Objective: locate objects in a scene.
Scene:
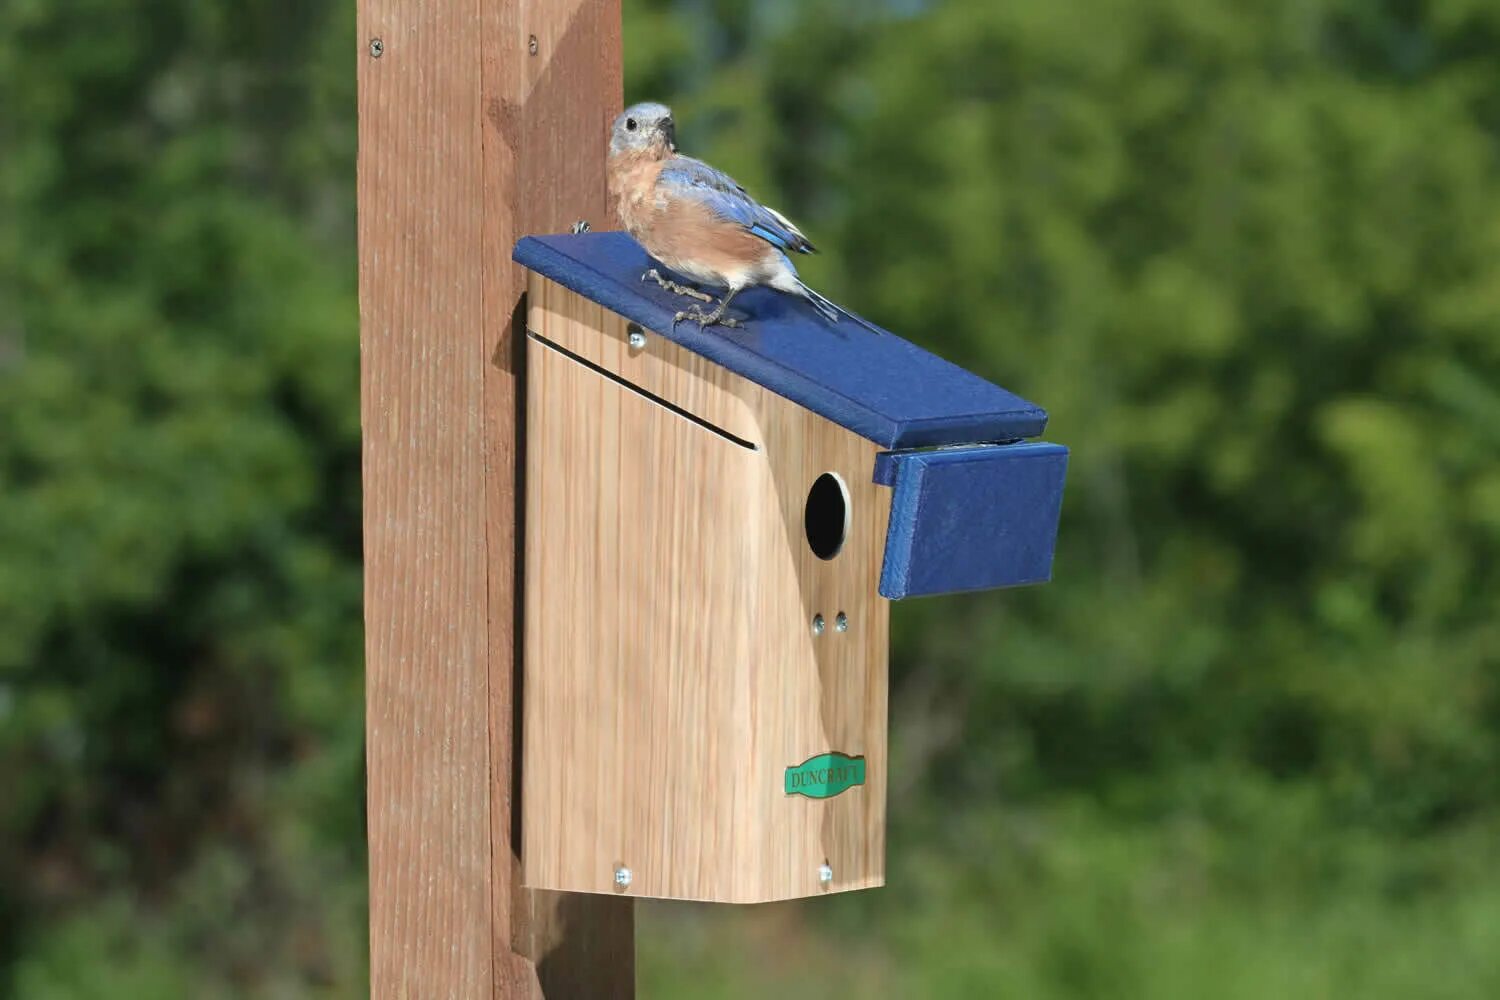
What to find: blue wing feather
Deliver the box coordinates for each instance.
[659,156,817,254]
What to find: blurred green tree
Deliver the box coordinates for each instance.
[633,1,1500,994]
[1,1,366,994]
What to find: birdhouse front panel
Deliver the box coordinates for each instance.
[523,278,890,903]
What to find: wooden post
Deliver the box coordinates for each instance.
[356,1,631,995]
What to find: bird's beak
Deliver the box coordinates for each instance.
[658,118,676,152]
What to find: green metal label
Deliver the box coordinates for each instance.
[784,752,866,799]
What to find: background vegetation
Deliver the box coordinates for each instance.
[3,0,1499,995]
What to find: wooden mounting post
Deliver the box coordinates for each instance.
[356,1,631,996]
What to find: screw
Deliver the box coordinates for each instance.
[614,865,632,888]
[818,863,834,885]
[627,324,647,350]
[369,38,384,58]
[812,614,825,636]
[835,612,849,633]
[528,34,539,55]
[571,220,591,234]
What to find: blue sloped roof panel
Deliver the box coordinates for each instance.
[514,232,1048,450]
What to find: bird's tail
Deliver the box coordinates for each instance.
[796,281,884,335]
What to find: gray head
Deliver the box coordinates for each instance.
[610,102,675,157]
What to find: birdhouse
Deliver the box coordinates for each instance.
[513,232,1067,904]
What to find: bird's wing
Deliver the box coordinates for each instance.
[659,156,817,254]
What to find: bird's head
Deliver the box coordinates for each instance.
[610,102,675,158]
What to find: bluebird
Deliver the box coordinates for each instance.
[607,101,862,332]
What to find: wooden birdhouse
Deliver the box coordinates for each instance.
[513,232,1067,904]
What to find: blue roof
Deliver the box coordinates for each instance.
[513,232,1048,450]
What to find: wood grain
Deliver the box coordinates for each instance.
[523,278,890,903]
[357,0,630,995]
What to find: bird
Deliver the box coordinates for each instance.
[606,101,870,332]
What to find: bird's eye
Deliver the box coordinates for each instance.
[625,118,637,131]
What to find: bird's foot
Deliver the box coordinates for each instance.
[672,303,741,331]
[642,268,712,303]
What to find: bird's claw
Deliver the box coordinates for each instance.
[642,268,712,303]
[672,306,740,331]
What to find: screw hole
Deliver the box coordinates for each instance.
[804,473,849,560]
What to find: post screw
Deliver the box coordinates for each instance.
[627,324,647,350]
[812,614,825,636]
[614,866,632,888]
[528,34,539,55]
[835,612,849,632]
[369,38,384,58]
[818,863,834,885]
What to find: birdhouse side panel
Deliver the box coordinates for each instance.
[522,280,889,903]
[523,333,764,902]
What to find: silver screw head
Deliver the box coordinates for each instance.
[571,220,591,234]
[528,34,539,55]
[369,38,384,58]
[818,863,834,884]
[614,865,632,888]
[835,612,848,632]
[627,326,647,350]
[812,614,825,636]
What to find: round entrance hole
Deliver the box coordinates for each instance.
[804,472,849,560]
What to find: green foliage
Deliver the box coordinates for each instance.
[0,0,364,993]
[628,0,1500,994]
[3,0,1499,995]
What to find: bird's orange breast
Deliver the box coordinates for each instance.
[608,152,666,238]
[646,199,773,279]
